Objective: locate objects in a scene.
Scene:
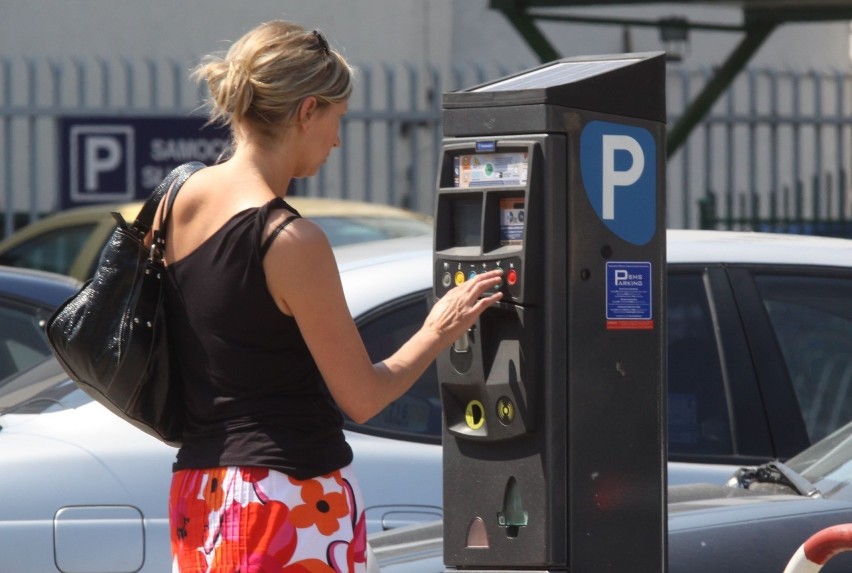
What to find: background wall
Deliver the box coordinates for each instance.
[4,1,850,72]
[2,0,851,231]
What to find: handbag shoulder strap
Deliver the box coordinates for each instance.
[131,161,206,240]
[156,161,207,241]
[144,162,206,262]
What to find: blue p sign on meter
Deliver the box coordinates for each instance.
[580,120,656,245]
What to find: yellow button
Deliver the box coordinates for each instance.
[465,400,485,430]
[454,271,465,286]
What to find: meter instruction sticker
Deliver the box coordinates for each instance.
[499,197,525,245]
[455,152,528,188]
[605,261,653,330]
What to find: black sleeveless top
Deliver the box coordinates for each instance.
[165,197,353,479]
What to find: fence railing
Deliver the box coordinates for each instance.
[669,67,852,237]
[3,57,852,240]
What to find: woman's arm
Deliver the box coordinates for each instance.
[264,217,502,423]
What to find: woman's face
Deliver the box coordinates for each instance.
[296,99,347,178]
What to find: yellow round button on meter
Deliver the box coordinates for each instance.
[465,400,485,430]
[454,271,465,286]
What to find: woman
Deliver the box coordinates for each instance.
[158,20,502,573]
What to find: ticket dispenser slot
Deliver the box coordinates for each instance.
[436,52,667,573]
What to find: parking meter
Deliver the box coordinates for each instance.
[434,53,667,573]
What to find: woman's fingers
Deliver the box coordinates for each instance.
[426,269,504,342]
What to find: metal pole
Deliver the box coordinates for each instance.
[667,21,776,158]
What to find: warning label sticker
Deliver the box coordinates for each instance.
[605,261,653,330]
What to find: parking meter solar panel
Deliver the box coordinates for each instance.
[443,52,666,126]
[471,59,640,92]
[436,52,666,573]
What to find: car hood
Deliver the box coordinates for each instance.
[668,484,852,573]
[668,483,849,530]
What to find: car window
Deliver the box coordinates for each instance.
[0,373,90,415]
[351,276,739,454]
[754,274,852,443]
[0,224,97,275]
[350,291,441,443]
[0,299,54,385]
[667,273,733,456]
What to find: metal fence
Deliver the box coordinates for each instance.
[2,57,852,239]
[669,67,852,236]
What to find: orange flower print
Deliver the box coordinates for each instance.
[210,498,297,571]
[283,558,337,573]
[202,467,230,509]
[327,469,345,488]
[288,478,350,535]
[171,468,230,568]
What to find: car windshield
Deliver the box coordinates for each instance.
[786,421,852,500]
[0,357,89,416]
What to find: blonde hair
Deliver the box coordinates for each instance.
[193,20,353,143]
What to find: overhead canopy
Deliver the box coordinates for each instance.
[490,0,852,156]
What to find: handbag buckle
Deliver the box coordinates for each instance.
[149,233,165,263]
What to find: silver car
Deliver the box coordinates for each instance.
[0,237,440,573]
[0,230,851,572]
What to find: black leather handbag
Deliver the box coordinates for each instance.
[45,161,205,446]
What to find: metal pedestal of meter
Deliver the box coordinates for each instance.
[434,53,667,573]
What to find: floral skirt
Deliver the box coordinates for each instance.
[169,465,367,573]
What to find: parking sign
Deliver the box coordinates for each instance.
[579,120,657,246]
[69,124,136,203]
[60,117,229,208]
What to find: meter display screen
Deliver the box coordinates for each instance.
[499,197,525,246]
[452,198,482,247]
[454,152,528,188]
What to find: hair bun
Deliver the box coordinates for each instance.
[193,20,353,141]
[225,60,253,115]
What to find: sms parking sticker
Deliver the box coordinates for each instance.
[606,261,653,330]
[580,120,656,245]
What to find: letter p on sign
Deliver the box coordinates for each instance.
[602,135,644,220]
[84,136,123,190]
[69,124,135,203]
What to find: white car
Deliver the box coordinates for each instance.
[1,230,851,572]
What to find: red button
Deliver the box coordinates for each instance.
[507,269,518,285]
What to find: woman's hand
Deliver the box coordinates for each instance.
[424,269,504,346]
